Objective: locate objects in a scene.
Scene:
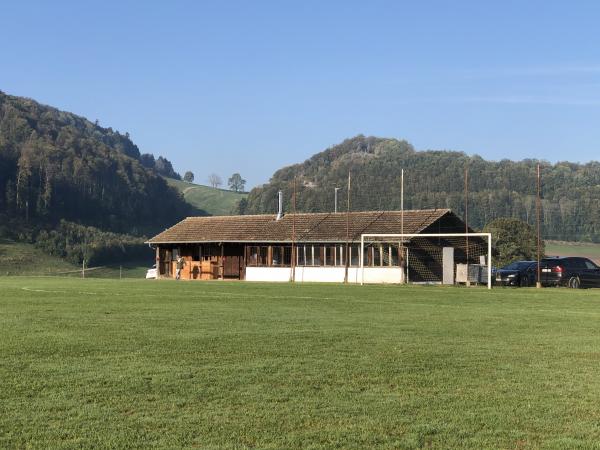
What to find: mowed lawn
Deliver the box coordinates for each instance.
[2,279,600,449]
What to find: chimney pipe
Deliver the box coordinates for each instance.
[276,190,283,220]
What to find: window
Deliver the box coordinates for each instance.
[313,246,322,266]
[272,246,292,267]
[585,260,599,270]
[350,244,360,266]
[259,247,268,266]
[373,246,382,266]
[297,245,306,266]
[391,245,399,266]
[272,246,283,266]
[325,246,335,266]
[283,246,292,266]
[247,246,269,266]
[336,245,344,266]
[248,246,259,266]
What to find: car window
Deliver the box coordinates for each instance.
[570,258,587,269]
[584,260,599,270]
[503,262,519,270]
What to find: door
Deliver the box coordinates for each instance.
[223,256,241,279]
[583,259,600,287]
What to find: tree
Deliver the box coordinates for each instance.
[208,173,222,188]
[155,156,180,179]
[483,217,543,267]
[140,153,155,169]
[235,198,248,215]
[228,173,246,192]
[183,171,194,183]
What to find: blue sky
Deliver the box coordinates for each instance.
[2,1,600,188]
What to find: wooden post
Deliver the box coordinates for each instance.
[220,244,224,280]
[155,246,160,279]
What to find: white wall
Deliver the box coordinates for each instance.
[245,267,404,284]
[246,267,292,282]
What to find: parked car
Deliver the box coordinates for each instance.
[494,260,537,287]
[146,264,157,279]
[540,257,600,288]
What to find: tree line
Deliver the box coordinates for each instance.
[242,135,600,242]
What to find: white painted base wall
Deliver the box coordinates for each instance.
[245,267,405,284]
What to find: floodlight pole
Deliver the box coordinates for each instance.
[291,176,297,283]
[465,166,470,287]
[536,163,542,289]
[344,171,351,283]
[401,169,405,283]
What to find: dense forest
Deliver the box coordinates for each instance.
[0,91,196,262]
[0,91,193,235]
[244,136,600,242]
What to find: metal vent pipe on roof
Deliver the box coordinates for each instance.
[276,190,283,220]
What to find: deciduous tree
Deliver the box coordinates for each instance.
[228,173,246,192]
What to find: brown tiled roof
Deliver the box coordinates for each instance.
[148,209,458,244]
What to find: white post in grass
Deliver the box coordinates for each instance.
[360,235,365,285]
[487,233,492,290]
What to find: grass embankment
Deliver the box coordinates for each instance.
[2,279,600,448]
[0,238,150,278]
[165,177,247,216]
[546,240,600,263]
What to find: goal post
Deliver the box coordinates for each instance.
[360,232,493,289]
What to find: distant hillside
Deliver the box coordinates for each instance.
[0,90,192,235]
[545,241,600,264]
[165,177,247,216]
[244,136,600,242]
[0,237,150,277]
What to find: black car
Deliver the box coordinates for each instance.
[540,257,600,288]
[494,260,537,287]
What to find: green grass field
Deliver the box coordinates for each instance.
[165,177,247,216]
[2,279,600,448]
[546,240,600,263]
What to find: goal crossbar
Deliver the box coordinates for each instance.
[360,232,492,289]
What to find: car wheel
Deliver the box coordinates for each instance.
[568,277,581,289]
[520,275,530,287]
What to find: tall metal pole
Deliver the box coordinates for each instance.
[344,171,351,283]
[536,163,542,289]
[400,169,405,283]
[334,187,340,213]
[465,166,470,286]
[291,176,297,283]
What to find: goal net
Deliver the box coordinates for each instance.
[360,233,492,289]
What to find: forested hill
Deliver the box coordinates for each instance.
[0,91,192,236]
[244,136,600,242]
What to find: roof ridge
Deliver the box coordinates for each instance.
[183,208,452,220]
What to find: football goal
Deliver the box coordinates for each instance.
[360,233,493,289]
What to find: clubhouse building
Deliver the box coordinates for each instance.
[147,209,486,284]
